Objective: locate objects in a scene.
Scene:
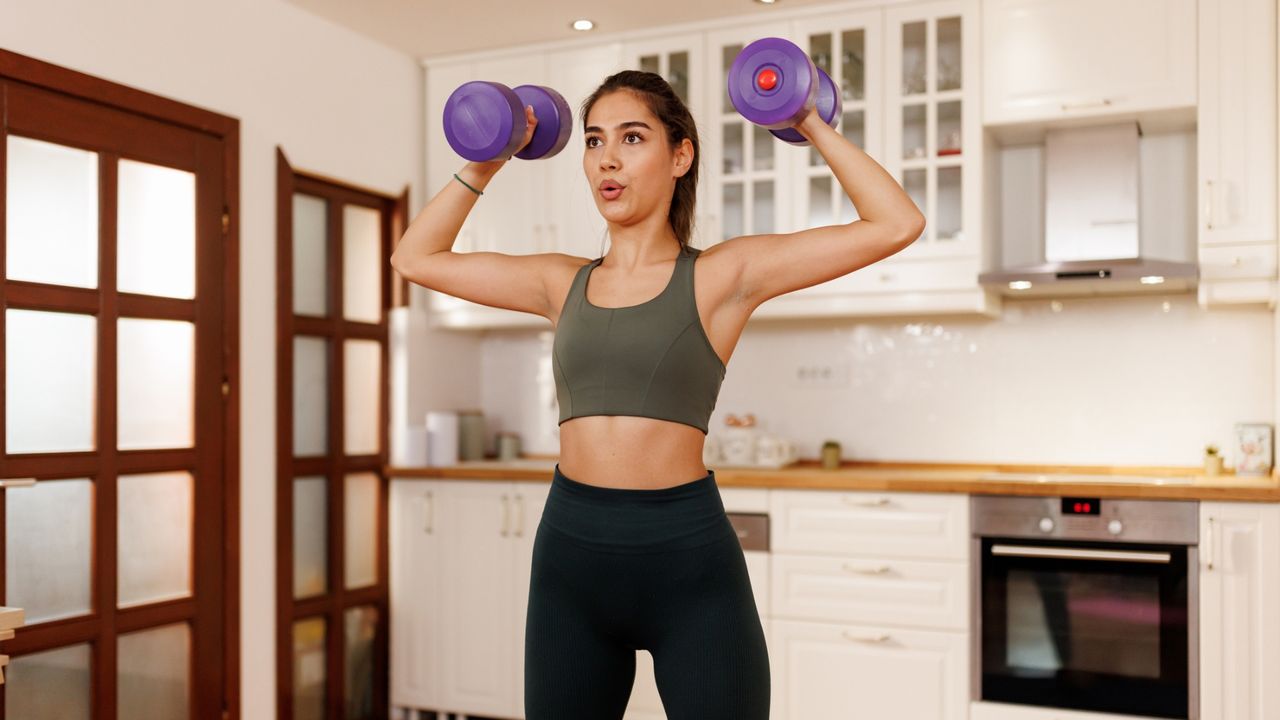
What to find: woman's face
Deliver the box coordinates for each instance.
[583,90,691,228]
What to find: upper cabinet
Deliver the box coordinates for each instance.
[983,0,1197,126]
[1196,0,1277,308]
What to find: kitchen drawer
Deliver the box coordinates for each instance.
[771,552,967,630]
[769,490,969,560]
[1199,242,1277,280]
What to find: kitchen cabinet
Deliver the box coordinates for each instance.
[983,0,1197,126]
[768,489,969,720]
[1196,0,1277,308]
[389,478,549,718]
[1199,502,1280,720]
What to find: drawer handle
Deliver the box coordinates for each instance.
[842,563,892,576]
[842,631,891,644]
[843,496,891,507]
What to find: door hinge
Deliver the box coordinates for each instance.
[221,378,231,398]
[221,210,231,235]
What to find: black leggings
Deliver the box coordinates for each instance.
[524,463,771,720]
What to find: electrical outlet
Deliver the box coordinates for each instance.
[791,361,849,388]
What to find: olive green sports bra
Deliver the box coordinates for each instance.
[553,245,727,434]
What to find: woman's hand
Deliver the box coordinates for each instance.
[512,105,538,157]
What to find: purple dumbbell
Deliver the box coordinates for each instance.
[727,37,840,146]
[771,67,841,145]
[443,81,573,162]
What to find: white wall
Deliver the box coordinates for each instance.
[475,293,1273,469]
[1,0,422,715]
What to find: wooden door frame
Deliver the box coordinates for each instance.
[0,48,241,718]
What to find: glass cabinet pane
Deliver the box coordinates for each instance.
[343,339,381,456]
[6,135,98,289]
[903,104,927,161]
[118,318,195,450]
[293,618,326,720]
[751,125,774,172]
[293,336,329,457]
[937,16,963,91]
[902,21,927,95]
[722,183,743,241]
[343,204,382,324]
[753,181,774,234]
[722,123,744,175]
[669,51,689,103]
[842,29,866,102]
[938,166,962,241]
[344,472,378,590]
[292,194,328,317]
[938,101,962,157]
[118,623,191,720]
[6,643,92,719]
[117,158,196,299]
[118,471,194,607]
[639,54,659,74]
[721,44,743,113]
[6,478,93,623]
[345,606,378,720]
[808,176,833,228]
[293,476,328,599]
[809,32,833,73]
[5,309,96,454]
[904,168,927,238]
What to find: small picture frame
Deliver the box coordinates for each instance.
[1234,423,1274,477]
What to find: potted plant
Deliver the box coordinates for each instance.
[1204,444,1224,476]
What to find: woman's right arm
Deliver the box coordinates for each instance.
[390,106,573,320]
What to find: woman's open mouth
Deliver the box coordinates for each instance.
[599,180,625,201]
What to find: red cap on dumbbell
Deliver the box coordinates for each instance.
[755,68,778,91]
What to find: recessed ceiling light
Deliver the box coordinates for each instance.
[755,0,779,4]
[571,19,595,31]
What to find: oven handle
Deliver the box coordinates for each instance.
[990,544,1172,564]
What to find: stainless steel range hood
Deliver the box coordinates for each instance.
[979,122,1199,298]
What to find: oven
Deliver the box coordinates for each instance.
[972,495,1199,719]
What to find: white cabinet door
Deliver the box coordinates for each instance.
[545,42,626,260]
[770,489,969,559]
[983,0,1196,125]
[511,480,551,720]
[771,618,967,720]
[1199,502,1280,720]
[389,479,445,709]
[437,480,519,716]
[884,0,982,262]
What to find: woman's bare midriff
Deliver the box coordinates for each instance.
[556,415,712,489]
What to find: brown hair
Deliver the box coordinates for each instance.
[580,70,700,253]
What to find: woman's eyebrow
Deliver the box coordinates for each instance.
[584,121,652,134]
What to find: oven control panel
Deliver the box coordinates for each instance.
[971,495,1199,544]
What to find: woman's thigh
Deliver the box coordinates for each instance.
[647,531,771,720]
[523,523,639,720]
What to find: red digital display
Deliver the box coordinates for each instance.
[1061,497,1101,515]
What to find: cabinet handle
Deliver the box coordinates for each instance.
[879,273,895,283]
[842,496,891,507]
[842,631,891,644]
[1205,180,1215,230]
[423,491,433,534]
[1060,98,1113,112]
[1204,516,1216,571]
[501,494,510,537]
[842,563,892,575]
[514,494,525,537]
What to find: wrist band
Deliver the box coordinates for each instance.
[454,173,483,196]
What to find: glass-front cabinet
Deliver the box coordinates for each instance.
[884,0,981,260]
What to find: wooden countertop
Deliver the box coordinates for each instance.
[385,458,1280,502]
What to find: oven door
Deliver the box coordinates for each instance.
[979,537,1193,719]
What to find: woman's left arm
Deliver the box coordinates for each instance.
[717,105,927,308]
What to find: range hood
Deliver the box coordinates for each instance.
[979,122,1199,298]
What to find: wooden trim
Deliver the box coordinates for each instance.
[0,46,242,719]
[392,186,410,308]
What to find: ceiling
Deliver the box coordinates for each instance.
[284,0,840,60]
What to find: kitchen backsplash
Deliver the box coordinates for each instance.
[397,292,1272,469]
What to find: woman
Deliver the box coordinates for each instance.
[392,70,924,720]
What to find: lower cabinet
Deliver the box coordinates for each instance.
[771,618,967,720]
[390,477,549,719]
[1199,501,1280,720]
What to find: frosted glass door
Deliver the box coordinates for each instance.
[1,76,227,718]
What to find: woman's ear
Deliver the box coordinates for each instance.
[673,138,694,178]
